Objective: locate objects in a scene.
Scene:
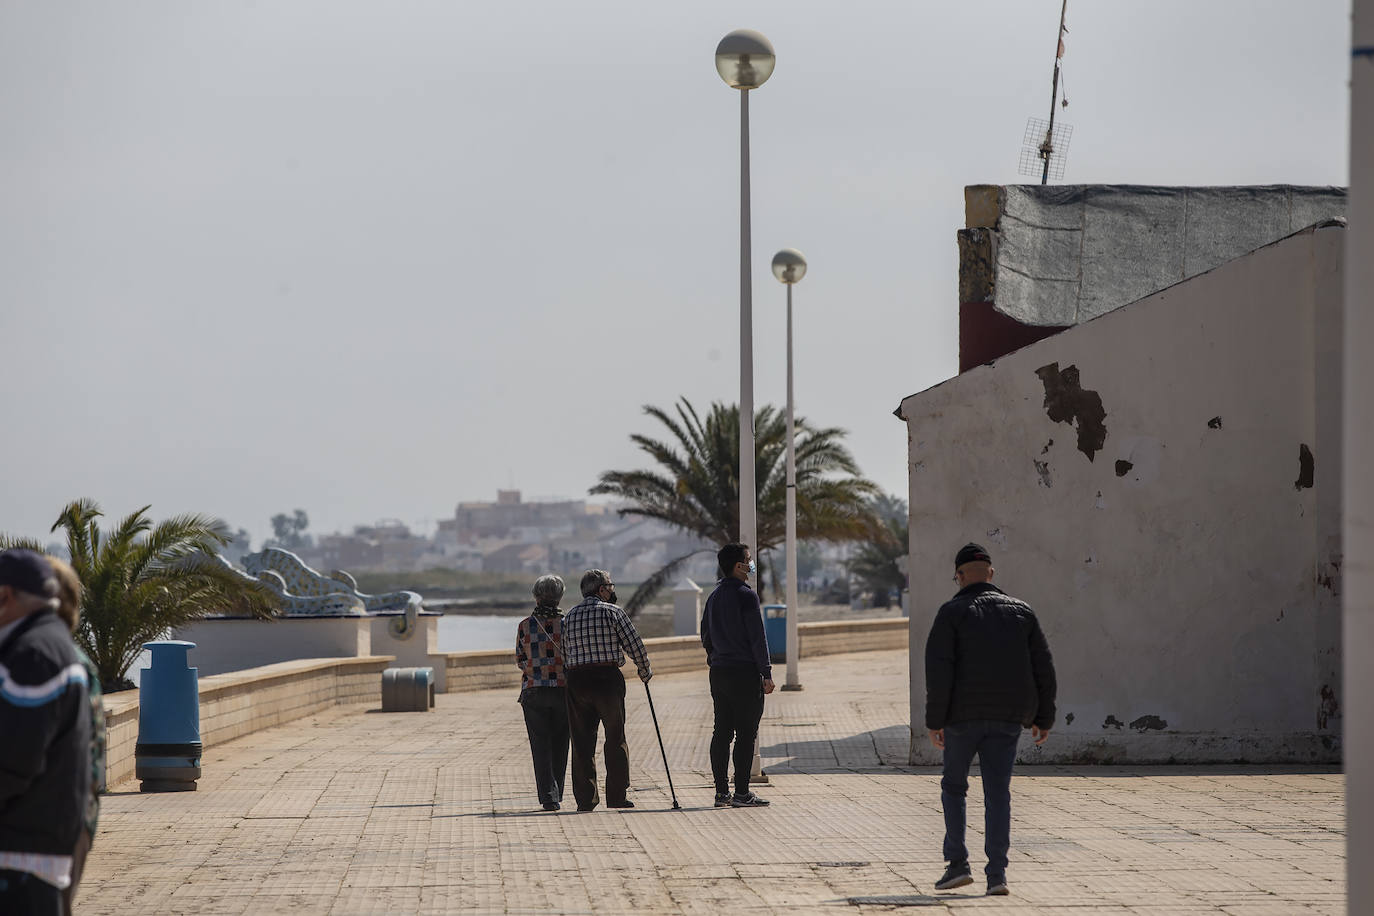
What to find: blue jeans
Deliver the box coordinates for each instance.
[940,719,1022,878]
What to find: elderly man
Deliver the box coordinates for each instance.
[925,543,1056,898]
[0,549,91,915]
[560,569,652,812]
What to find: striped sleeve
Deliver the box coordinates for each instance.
[0,661,88,708]
[0,654,89,805]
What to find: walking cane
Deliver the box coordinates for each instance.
[643,680,681,810]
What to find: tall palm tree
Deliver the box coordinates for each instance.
[2,499,277,691]
[591,398,880,615]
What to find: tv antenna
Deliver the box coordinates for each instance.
[1018,0,1072,184]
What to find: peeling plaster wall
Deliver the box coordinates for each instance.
[900,226,1344,764]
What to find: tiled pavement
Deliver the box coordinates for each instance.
[80,650,1345,914]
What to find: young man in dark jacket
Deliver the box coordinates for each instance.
[925,543,1056,897]
[0,549,92,915]
[700,542,774,808]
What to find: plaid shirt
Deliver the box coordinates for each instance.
[515,610,566,690]
[561,596,652,679]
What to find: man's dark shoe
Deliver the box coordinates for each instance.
[714,792,732,807]
[542,801,560,811]
[607,799,635,809]
[730,791,769,807]
[987,876,1009,896]
[576,805,596,812]
[934,862,973,891]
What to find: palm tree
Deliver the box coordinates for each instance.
[591,398,880,615]
[847,494,909,609]
[2,499,277,691]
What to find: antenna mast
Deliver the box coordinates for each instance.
[1040,0,1069,185]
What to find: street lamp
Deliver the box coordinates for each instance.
[717,29,775,786]
[772,248,807,692]
[715,29,775,558]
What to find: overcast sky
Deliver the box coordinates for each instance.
[0,1,1352,548]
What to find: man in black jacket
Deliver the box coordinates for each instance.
[700,542,774,808]
[925,543,1055,897]
[0,549,91,915]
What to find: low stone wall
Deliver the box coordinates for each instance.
[104,656,393,788]
[798,618,907,656]
[104,693,141,790]
[103,620,909,787]
[445,618,906,694]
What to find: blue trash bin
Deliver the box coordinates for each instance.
[136,640,202,792]
[762,604,786,664]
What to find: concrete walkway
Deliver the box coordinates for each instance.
[80,650,1344,914]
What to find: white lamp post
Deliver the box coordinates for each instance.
[772,248,807,692]
[715,29,775,557]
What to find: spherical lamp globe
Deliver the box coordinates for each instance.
[715,29,776,90]
[771,248,807,285]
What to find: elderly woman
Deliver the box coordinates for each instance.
[47,556,103,916]
[515,574,570,811]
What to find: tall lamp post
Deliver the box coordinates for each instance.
[715,29,775,557]
[717,29,775,785]
[772,248,807,692]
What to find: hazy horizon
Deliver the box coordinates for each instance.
[2,1,1352,549]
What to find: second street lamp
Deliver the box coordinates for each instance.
[772,248,807,692]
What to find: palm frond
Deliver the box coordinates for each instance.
[0,535,47,553]
[591,396,880,569]
[622,548,712,617]
[11,498,281,689]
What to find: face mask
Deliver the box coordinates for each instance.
[605,589,618,605]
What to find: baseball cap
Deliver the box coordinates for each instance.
[0,548,59,598]
[954,543,991,568]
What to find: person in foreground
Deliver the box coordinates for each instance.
[700,542,773,808]
[515,574,570,812]
[0,549,91,916]
[925,543,1056,897]
[560,569,652,812]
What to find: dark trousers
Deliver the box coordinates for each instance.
[0,868,63,916]
[520,686,569,807]
[940,719,1022,878]
[566,666,629,810]
[709,665,764,796]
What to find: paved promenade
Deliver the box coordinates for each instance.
[81,649,1344,914]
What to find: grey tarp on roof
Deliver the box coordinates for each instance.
[993,184,1346,326]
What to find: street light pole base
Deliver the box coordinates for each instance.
[780,683,804,691]
[750,770,770,784]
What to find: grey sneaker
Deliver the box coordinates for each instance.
[987,876,1009,896]
[934,861,973,891]
[730,791,770,807]
[714,792,732,807]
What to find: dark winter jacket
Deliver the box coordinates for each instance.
[924,582,1056,730]
[0,609,92,855]
[701,577,771,679]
